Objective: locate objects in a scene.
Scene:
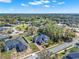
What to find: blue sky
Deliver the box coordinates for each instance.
[0,0,79,13]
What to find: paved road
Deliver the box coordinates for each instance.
[49,38,79,53]
[24,38,79,59]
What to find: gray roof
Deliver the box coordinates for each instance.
[33,34,49,45]
[0,27,9,31]
[62,52,79,59]
[2,37,28,52]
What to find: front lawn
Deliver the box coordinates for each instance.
[26,36,33,42]
[29,43,39,52]
[69,47,79,52]
[1,50,12,59]
[23,36,33,43]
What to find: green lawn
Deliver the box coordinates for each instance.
[69,47,79,52]
[29,43,39,52]
[22,36,39,52]
[15,24,28,31]
[23,36,33,43]
[58,52,65,59]
[26,36,33,41]
[1,51,12,59]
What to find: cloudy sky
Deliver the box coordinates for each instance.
[0,0,79,13]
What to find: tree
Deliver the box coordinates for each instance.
[38,20,64,42]
[63,28,75,42]
[37,49,52,59]
[0,41,5,52]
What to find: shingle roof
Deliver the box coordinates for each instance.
[62,52,79,59]
[33,34,49,45]
[3,37,28,52]
[4,24,12,27]
[0,27,8,31]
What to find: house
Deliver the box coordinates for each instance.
[0,27,8,31]
[57,23,66,27]
[4,24,13,27]
[2,37,28,52]
[16,20,21,24]
[32,34,49,45]
[0,35,9,41]
[75,42,79,48]
[62,52,79,59]
[26,21,32,26]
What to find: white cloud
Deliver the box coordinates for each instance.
[52,6,55,7]
[0,8,4,11]
[9,8,15,11]
[21,3,28,7]
[52,0,57,3]
[44,5,50,7]
[41,0,50,3]
[0,0,11,3]
[29,1,42,5]
[58,2,65,5]
[29,0,50,5]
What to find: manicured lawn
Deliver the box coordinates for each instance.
[51,51,65,59]
[22,36,39,52]
[26,36,33,42]
[15,24,28,31]
[1,51,12,59]
[29,43,39,52]
[58,52,65,59]
[69,47,79,52]
[23,36,33,43]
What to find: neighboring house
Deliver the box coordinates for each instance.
[75,42,79,48]
[73,28,79,32]
[16,20,21,24]
[0,35,9,41]
[26,21,32,26]
[4,24,13,27]
[0,27,8,31]
[2,37,28,52]
[0,27,12,35]
[57,23,66,27]
[62,52,79,59]
[16,37,28,45]
[33,34,49,45]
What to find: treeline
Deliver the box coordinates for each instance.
[0,14,79,27]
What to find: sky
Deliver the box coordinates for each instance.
[0,0,79,13]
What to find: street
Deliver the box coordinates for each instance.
[24,38,79,59]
